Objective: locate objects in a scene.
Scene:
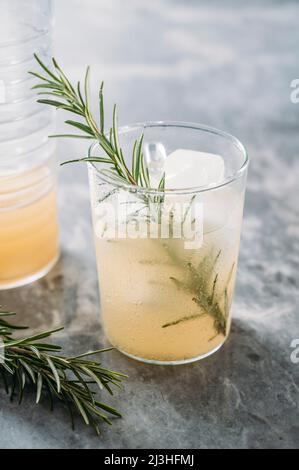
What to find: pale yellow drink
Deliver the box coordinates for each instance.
[0,165,59,289]
[94,186,243,363]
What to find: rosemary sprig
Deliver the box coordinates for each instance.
[162,250,235,335]
[0,307,126,435]
[162,312,206,329]
[30,54,165,190]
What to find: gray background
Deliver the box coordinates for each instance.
[1,0,299,448]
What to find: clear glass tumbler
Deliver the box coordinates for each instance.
[88,122,248,365]
[0,0,59,290]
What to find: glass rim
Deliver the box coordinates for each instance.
[88,120,249,195]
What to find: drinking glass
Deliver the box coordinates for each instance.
[88,122,248,365]
[0,0,59,290]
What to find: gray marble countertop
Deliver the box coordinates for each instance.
[1,0,299,449]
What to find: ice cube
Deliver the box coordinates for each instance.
[164,149,225,189]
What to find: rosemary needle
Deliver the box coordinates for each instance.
[164,249,235,335]
[30,54,165,191]
[0,307,127,436]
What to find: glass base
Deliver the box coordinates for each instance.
[0,253,60,290]
[115,340,226,365]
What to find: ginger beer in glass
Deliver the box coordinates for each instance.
[88,122,248,364]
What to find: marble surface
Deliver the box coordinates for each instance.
[1,0,299,448]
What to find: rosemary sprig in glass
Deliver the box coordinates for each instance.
[0,308,126,435]
[161,248,235,336]
[29,54,165,190]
